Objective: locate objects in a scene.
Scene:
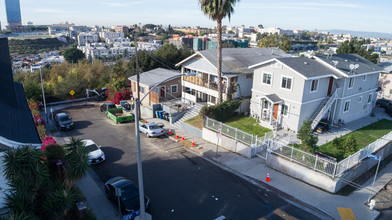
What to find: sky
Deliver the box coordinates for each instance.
[1,0,391,33]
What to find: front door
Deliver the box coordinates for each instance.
[160,87,165,98]
[327,77,333,96]
[273,104,279,120]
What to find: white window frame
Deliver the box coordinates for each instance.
[348,78,355,89]
[281,76,293,91]
[343,100,350,113]
[281,103,290,118]
[310,79,319,93]
[363,75,367,81]
[139,86,144,94]
[368,93,373,103]
[358,96,362,103]
[261,72,273,86]
[170,84,178,93]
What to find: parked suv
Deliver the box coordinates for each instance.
[54,112,74,131]
[100,103,116,113]
[386,105,392,117]
[376,99,392,108]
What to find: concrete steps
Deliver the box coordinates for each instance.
[173,103,203,128]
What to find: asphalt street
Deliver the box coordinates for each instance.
[62,104,322,220]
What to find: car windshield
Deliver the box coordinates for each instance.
[121,184,139,202]
[108,104,116,108]
[59,115,71,122]
[149,125,160,130]
[85,143,99,152]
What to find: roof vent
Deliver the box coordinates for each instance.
[304,62,308,65]
[332,60,339,68]
[345,60,348,62]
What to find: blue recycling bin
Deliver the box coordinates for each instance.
[158,111,165,119]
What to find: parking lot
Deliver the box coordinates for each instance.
[60,104,321,219]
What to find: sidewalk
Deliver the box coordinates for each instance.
[144,115,390,220]
[44,108,118,220]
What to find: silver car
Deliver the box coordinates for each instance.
[139,123,165,137]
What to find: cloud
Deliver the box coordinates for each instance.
[240,1,364,10]
[100,2,128,7]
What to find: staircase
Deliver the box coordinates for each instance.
[173,103,203,129]
[310,89,340,130]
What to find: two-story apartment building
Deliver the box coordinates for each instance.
[176,48,288,105]
[249,54,383,132]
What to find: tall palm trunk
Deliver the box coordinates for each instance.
[217,18,223,104]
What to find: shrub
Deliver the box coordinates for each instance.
[297,120,318,153]
[106,87,132,104]
[341,135,359,157]
[200,100,242,121]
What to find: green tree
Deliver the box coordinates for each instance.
[62,46,85,63]
[336,38,379,63]
[199,0,240,104]
[340,135,358,157]
[257,33,292,52]
[64,137,90,190]
[297,121,318,153]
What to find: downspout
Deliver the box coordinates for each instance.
[224,75,230,100]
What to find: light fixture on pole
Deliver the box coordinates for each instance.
[134,72,195,220]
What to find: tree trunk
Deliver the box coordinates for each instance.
[217,19,223,104]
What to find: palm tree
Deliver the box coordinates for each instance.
[64,137,90,190]
[199,0,240,103]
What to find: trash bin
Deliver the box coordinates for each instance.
[162,112,169,121]
[158,111,165,119]
[155,111,160,118]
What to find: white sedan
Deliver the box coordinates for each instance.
[139,123,165,137]
[82,139,105,164]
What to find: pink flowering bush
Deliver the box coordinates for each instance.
[106,87,132,104]
[41,136,56,151]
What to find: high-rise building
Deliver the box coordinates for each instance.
[5,0,22,30]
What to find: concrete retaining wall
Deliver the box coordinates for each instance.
[181,123,202,138]
[267,142,392,193]
[202,128,254,158]
[140,105,154,118]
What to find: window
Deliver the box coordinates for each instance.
[310,79,318,92]
[139,86,144,93]
[363,75,367,81]
[262,73,272,85]
[171,84,178,93]
[368,93,372,103]
[246,73,253,79]
[281,104,289,117]
[263,100,269,109]
[344,100,350,112]
[358,96,362,103]
[348,78,355,89]
[281,77,292,90]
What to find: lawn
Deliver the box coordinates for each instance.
[318,119,392,161]
[222,114,271,137]
[185,115,203,129]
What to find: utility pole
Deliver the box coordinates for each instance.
[135,24,140,119]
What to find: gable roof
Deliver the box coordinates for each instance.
[177,48,288,74]
[128,68,181,87]
[315,54,383,76]
[0,38,41,146]
[276,57,341,79]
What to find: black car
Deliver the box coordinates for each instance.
[100,103,116,112]
[105,177,150,215]
[54,112,74,131]
[386,105,392,117]
[376,99,392,108]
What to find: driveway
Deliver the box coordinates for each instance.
[62,104,322,219]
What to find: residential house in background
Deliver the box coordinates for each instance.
[129,68,182,106]
[0,38,41,148]
[249,54,383,132]
[378,61,392,100]
[176,48,288,105]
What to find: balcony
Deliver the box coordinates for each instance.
[183,75,226,92]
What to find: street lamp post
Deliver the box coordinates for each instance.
[39,66,47,118]
[367,154,382,203]
[134,72,195,220]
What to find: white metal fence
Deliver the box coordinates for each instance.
[335,131,392,176]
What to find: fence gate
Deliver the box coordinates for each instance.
[254,137,270,160]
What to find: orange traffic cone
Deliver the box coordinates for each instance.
[176,134,179,139]
[265,172,271,182]
[182,133,185,141]
[145,121,148,124]
[169,129,172,135]
[192,139,195,146]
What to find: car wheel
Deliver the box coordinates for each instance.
[146,133,150,138]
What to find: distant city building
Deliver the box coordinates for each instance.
[137,41,162,51]
[77,32,99,46]
[114,26,129,33]
[168,35,194,49]
[69,26,90,39]
[258,27,294,36]
[100,31,124,41]
[48,25,69,35]
[26,21,33,25]
[5,0,22,31]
